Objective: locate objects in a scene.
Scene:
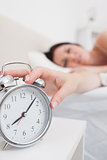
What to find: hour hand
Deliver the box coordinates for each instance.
[11,115,23,125]
[12,112,25,125]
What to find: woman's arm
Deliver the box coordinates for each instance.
[5,67,102,109]
[24,67,102,108]
[71,65,107,73]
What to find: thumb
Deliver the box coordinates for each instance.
[50,83,74,109]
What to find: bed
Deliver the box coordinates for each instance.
[0,14,107,160]
[53,87,107,160]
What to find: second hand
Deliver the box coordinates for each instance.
[17,117,23,125]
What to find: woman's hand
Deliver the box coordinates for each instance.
[5,67,101,109]
[24,67,101,109]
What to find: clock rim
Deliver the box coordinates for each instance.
[0,84,52,148]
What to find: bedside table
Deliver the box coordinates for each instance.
[0,117,86,160]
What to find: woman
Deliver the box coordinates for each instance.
[45,31,107,73]
[3,31,107,108]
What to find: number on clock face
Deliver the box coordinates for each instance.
[0,85,50,147]
[11,96,17,102]
[4,104,11,110]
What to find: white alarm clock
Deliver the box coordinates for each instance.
[0,62,52,149]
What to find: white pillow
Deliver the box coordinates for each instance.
[28,51,71,73]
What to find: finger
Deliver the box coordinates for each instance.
[25,67,55,83]
[50,82,76,109]
[4,69,30,77]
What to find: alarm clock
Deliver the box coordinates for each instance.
[0,62,52,149]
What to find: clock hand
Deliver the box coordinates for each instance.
[11,112,25,125]
[12,97,36,125]
[17,117,23,125]
[25,97,36,113]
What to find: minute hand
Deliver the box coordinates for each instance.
[25,97,36,113]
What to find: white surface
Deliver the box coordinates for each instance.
[75,0,107,33]
[0,0,76,42]
[0,15,55,68]
[28,51,71,72]
[0,0,107,42]
[53,87,107,160]
[0,117,86,160]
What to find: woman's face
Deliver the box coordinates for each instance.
[53,44,90,67]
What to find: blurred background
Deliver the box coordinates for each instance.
[0,0,107,49]
[0,1,107,159]
[0,0,107,65]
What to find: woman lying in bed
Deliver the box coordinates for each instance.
[4,31,107,109]
[45,31,107,73]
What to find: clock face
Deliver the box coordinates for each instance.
[0,85,51,147]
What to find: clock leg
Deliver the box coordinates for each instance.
[2,142,8,150]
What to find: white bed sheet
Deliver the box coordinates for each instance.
[53,87,107,160]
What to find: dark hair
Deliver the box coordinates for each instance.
[45,42,81,61]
